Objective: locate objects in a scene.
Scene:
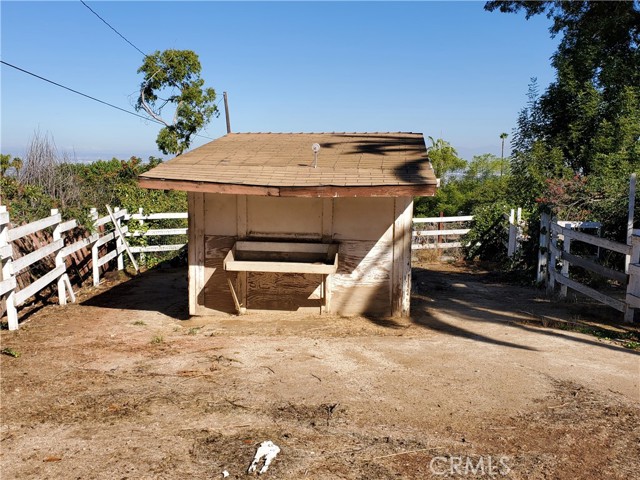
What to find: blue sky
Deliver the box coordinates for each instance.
[1,1,558,162]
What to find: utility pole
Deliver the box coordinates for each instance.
[223,91,231,134]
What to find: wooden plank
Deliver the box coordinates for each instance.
[559,250,628,284]
[97,249,118,268]
[331,238,392,316]
[7,213,61,242]
[139,177,437,197]
[129,212,188,220]
[188,192,205,315]
[141,178,280,196]
[94,230,118,248]
[551,223,631,255]
[106,205,138,272]
[627,293,640,308]
[225,259,337,275]
[130,244,185,253]
[413,242,464,250]
[0,276,17,296]
[126,228,188,237]
[413,228,470,236]
[237,195,248,312]
[61,233,99,257]
[392,197,413,317]
[14,265,66,306]
[59,219,78,233]
[94,208,127,227]
[0,244,13,260]
[550,270,625,312]
[235,241,332,254]
[0,211,10,226]
[12,239,64,273]
[413,215,473,223]
[246,271,322,311]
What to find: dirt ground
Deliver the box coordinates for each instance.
[1,261,639,479]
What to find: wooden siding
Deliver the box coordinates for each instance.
[191,193,412,317]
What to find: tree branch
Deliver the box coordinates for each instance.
[139,88,171,127]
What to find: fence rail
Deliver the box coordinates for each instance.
[0,206,188,330]
[539,213,639,322]
[412,215,473,250]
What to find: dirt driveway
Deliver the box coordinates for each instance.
[1,261,638,479]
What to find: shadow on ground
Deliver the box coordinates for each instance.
[81,265,189,320]
[409,264,639,356]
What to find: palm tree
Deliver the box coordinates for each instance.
[499,133,508,176]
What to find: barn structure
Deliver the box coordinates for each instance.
[139,132,437,317]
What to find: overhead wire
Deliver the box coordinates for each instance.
[0,60,215,141]
[80,0,147,58]
[78,0,220,142]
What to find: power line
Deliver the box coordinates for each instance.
[0,60,214,141]
[80,0,147,58]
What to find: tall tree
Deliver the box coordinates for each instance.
[487,1,640,234]
[499,132,508,176]
[136,50,218,155]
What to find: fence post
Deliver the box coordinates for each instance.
[0,206,18,330]
[138,208,146,266]
[51,208,67,306]
[624,233,640,323]
[507,209,517,257]
[560,232,571,299]
[90,208,100,286]
[537,212,550,285]
[114,207,124,271]
[548,218,558,294]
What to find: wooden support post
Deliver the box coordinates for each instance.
[537,212,550,285]
[626,173,637,274]
[51,209,67,306]
[236,195,247,313]
[90,208,100,286]
[392,197,413,317]
[138,207,146,266]
[560,234,571,298]
[188,193,205,315]
[548,218,558,294]
[507,209,517,258]
[624,233,640,323]
[0,206,18,330]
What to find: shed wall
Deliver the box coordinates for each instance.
[188,193,412,317]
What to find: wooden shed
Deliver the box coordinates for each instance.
[139,132,437,317]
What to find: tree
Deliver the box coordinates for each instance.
[136,50,218,155]
[426,137,466,184]
[487,1,639,240]
[499,132,508,176]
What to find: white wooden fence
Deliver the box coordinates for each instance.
[538,213,640,322]
[0,206,187,330]
[412,211,522,257]
[412,215,474,250]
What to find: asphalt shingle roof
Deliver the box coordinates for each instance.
[139,132,437,197]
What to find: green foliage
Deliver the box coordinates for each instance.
[136,49,218,155]
[0,154,22,177]
[426,137,467,183]
[415,153,510,217]
[487,0,639,250]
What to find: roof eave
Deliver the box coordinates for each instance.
[138,177,437,198]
